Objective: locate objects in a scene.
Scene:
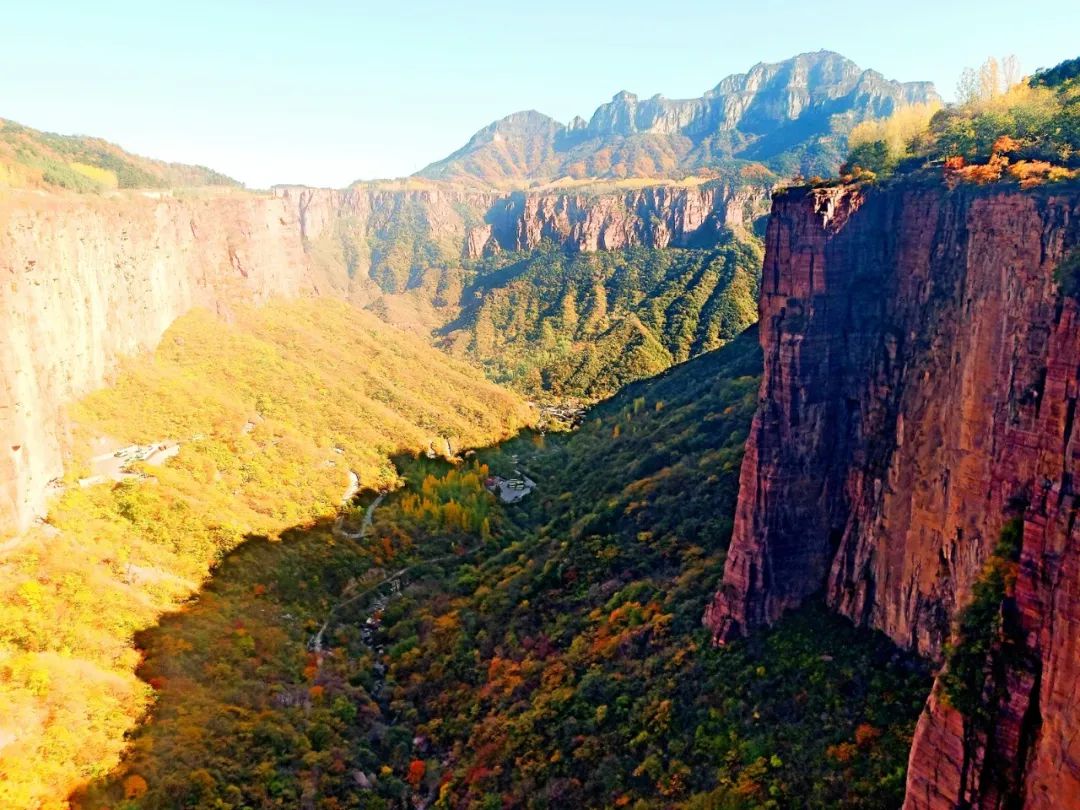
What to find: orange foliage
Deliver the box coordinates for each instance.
[854,723,882,748]
[1007,160,1079,188]
[123,773,149,799]
[407,758,426,788]
[992,135,1022,154]
[826,742,858,763]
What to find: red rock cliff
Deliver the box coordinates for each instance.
[704,182,1080,808]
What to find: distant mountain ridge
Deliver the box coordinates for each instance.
[417,51,939,186]
[0,118,240,192]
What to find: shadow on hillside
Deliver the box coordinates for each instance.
[67,327,772,804]
[65,324,934,808]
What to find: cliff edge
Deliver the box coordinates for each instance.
[0,189,320,534]
[704,181,1080,808]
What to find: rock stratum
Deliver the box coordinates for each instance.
[0,190,318,534]
[278,178,767,288]
[704,182,1080,807]
[0,179,765,535]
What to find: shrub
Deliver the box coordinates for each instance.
[1054,249,1080,299]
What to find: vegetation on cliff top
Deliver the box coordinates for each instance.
[0,300,530,809]
[839,55,1080,187]
[0,118,239,192]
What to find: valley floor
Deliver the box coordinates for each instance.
[69,332,929,810]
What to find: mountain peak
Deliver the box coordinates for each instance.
[416,51,939,186]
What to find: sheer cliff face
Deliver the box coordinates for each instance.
[278,182,767,287]
[704,183,1080,808]
[0,191,317,533]
[0,181,765,534]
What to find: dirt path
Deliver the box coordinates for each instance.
[310,516,480,654]
[312,490,388,651]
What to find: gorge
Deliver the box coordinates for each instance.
[2,44,1079,810]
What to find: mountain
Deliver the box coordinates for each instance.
[417,51,939,186]
[0,118,239,191]
[705,179,1080,808]
[279,181,771,400]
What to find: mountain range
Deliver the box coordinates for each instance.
[416,50,939,186]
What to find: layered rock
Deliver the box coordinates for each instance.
[704,182,1080,808]
[0,178,763,534]
[0,189,318,533]
[276,181,767,289]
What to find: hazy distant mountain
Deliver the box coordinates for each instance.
[417,51,939,185]
[0,118,240,192]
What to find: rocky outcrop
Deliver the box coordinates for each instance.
[275,182,768,291]
[0,178,764,535]
[704,182,1080,808]
[0,189,319,534]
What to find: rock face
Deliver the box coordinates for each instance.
[704,182,1080,808]
[275,182,768,291]
[0,190,318,534]
[0,179,764,535]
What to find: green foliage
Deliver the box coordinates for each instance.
[838,55,1080,184]
[448,242,762,399]
[1030,57,1080,89]
[77,332,928,809]
[0,300,531,807]
[843,140,894,177]
[940,518,1023,723]
[1054,248,1080,299]
[0,117,240,191]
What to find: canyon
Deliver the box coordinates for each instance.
[705,181,1080,808]
[0,179,766,535]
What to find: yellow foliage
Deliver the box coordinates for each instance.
[0,299,531,807]
[848,102,942,158]
[69,162,119,188]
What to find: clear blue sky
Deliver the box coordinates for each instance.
[3,0,1076,188]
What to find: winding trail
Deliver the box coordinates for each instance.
[310,497,482,654]
[312,489,387,651]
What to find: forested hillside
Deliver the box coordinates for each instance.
[441,242,761,398]
[0,300,531,809]
[0,118,239,191]
[74,330,929,809]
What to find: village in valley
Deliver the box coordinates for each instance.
[483,469,537,503]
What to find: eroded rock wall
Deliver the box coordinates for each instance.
[704,182,1080,808]
[276,181,767,274]
[0,190,316,533]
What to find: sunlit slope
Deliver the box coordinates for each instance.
[0,298,531,809]
[0,118,239,192]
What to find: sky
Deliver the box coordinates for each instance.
[3,1,1077,188]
